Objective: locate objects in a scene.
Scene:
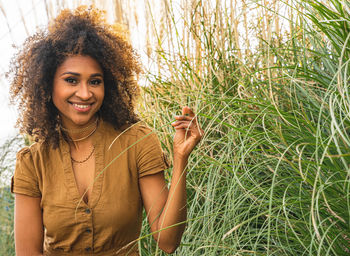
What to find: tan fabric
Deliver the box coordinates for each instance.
[11,119,169,255]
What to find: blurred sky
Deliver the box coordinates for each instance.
[0,0,40,143]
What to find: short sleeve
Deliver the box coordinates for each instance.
[11,147,41,197]
[136,125,170,178]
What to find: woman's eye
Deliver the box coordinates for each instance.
[90,79,102,85]
[64,77,77,84]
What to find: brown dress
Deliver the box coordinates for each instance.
[11,119,169,255]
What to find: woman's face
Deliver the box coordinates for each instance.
[52,55,105,129]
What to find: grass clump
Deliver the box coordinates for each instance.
[0,136,24,256]
[139,0,350,255]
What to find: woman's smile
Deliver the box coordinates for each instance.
[70,102,93,112]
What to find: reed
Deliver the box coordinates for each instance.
[139,0,350,255]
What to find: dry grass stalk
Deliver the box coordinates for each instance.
[274,0,280,44]
[144,0,153,62]
[233,0,242,61]
[193,0,202,76]
[242,0,250,57]
[31,0,40,28]
[0,0,15,42]
[114,0,123,24]
[156,0,166,76]
[16,0,30,36]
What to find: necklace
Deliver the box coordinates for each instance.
[61,117,98,134]
[71,146,95,164]
[62,118,99,142]
[68,124,98,142]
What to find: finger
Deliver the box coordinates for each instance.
[171,122,189,129]
[174,124,203,140]
[174,121,204,137]
[173,123,193,130]
[182,106,195,117]
[174,115,195,121]
[172,120,196,128]
[172,123,200,133]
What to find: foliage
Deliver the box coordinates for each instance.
[0,136,24,255]
[138,0,350,255]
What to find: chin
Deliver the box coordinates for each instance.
[67,116,96,127]
[76,118,94,126]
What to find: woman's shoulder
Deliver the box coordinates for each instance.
[120,122,155,138]
[16,141,50,162]
[124,122,161,149]
[102,120,154,137]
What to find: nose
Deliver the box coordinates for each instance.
[75,82,92,100]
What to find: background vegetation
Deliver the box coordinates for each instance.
[1,0,349,255]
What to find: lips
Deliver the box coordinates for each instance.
[70,102,93,112]
[73,103,90,109]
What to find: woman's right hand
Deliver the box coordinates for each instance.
[171,106,204,159]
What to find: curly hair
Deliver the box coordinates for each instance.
[7,6,141,148]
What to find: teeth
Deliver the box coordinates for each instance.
[73,104,90,109]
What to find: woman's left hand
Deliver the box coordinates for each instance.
[171,106,204,159]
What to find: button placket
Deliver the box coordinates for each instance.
[83,207,93,252]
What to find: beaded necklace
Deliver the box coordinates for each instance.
[71,146,95,164]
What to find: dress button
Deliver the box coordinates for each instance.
[85,208,91,214]
[86,228,92,233]
[85,247,92,252]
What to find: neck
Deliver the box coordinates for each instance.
[61,117,99,146]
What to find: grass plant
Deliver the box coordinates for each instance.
[0,136,24,256]
[138,0,350,255]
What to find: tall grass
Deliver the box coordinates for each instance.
[138,0,350,255]
[0,136,24,255]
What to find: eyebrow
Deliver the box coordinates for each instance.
[60,72,103,77]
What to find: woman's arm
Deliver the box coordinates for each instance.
[139,107,203,254]
[14,194,44,256]
[139,156,188,254]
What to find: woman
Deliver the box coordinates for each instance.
[9,6,203,256]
